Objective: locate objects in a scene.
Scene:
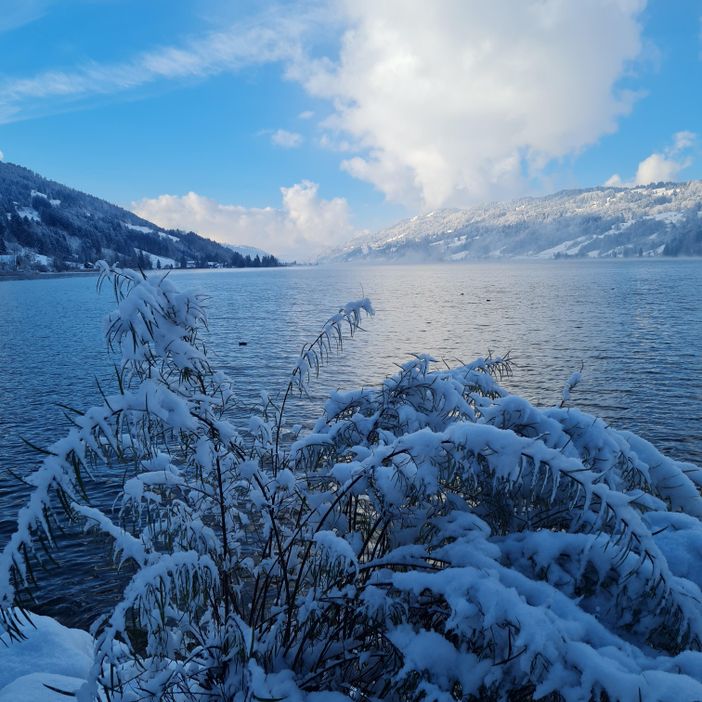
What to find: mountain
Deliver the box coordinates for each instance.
[327,181,702,262]
[0,161,281,272]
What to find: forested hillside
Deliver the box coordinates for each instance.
[0,162,280,271]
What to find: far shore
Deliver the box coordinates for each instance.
[0,269,100,282]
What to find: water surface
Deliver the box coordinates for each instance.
[1,260,700,624]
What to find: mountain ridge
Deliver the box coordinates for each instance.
[327,181,702,261]
[0,161,280,272]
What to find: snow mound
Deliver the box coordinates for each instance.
[0,611,93,697]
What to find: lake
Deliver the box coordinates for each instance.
[1,259,701,625]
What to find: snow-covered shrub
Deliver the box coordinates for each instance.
[2,263,702,701]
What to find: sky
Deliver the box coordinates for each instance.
[0,0,700,260]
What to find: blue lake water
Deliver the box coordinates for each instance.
[1,259,701,625]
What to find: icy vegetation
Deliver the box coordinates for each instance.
[3,264,702,701]
[328,180,702,261]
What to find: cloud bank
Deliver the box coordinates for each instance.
[131,181,359,261]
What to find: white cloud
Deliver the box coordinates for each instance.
[0,149,4,161]
[634,153,687,184]
[606,130,696,186]
[289,0,646,209]
[131,181,359,261]
[604,173,623,187]
[672,129,695,152]
[271,129,303,148]
[298,110,314,119]
[318,133,354,152]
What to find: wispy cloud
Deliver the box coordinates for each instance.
[0,0,49,34]
[0,4,323,124]
[271,129,303,148]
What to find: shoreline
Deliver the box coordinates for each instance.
[0,264,292,282]
[0,270,100,282]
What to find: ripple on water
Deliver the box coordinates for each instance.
[1,259,701,627]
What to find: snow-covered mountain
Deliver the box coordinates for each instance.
[0,161,281,272]
[327,181,702,262]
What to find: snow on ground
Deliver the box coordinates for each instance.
[537,220,641,259]
[0,247,52,267]
[0,673,86,702]
[124,222,178,242]
[123,222,153,234]
[133,248,177,268]
[16,206,40,222]
[651,211,685,224]
[31,190,60,206]
[536,236,589,258]
[31,253,52,267]
[0,611,92,701]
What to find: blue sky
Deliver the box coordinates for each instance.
[0,0,699,259]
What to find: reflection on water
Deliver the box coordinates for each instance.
[1,259,701,625]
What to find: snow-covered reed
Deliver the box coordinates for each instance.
[2,263,702,701]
